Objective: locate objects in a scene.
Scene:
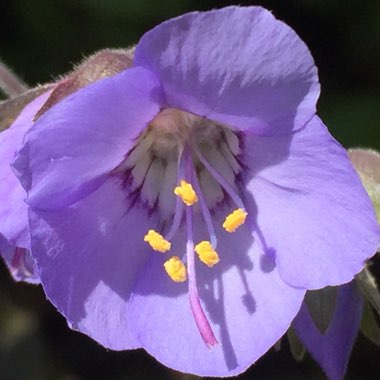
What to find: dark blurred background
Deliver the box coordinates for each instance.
[0,1,379,379]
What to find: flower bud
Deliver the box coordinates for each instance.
[0,48,135,131]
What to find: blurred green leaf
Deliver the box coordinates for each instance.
[349,148,380,221]
[356,268,380,316]
[320,93,380,151]
[361,301,380,346]
[287,327,306,362]
[304,287,337,333]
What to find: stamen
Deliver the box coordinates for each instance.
[165,187,184,241]
[191,165,217,248]
[194,145,248,232]
[144,229,171,252]
[165,152,185,241]
[164,256,187,282]
[195,145,245,210]
[174,180,198,206]
[184,149,218,348]
[223,208,248,233]
[195,241,219,267]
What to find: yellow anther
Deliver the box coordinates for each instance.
[164,256,187,282]
[195,241,219,267]
[174,180,198,206]
[144,229,171,253]
[223,208,248,233]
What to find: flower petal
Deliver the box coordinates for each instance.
[13,67,163,210]
[128,212,305,376]
[135,6,319,135]
[0,236,40,283]
[0,90,52,283]
[0,90,51,247]
[293,282,363,380]
[28,177,159,349]
[245,116,380,289]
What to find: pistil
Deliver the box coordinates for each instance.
[184,154,218,347]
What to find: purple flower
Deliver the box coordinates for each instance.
[0,90,53,283]
[10,6,380,376]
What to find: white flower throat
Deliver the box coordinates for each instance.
[118,108,248,347]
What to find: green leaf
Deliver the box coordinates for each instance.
[304,286,338,333]
[287,326,306,361]
[360,301,380,346]
[355,268,380,315]
[349,148,380,222]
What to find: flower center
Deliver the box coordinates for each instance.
[119,108,248,347]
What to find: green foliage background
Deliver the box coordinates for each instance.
[0,1,379,379]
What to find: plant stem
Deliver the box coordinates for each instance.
[0,60,28,97]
